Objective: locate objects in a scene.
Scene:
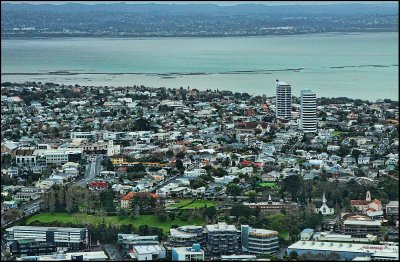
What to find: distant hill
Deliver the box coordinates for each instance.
[1,2,398,37]
[1,2,398,15]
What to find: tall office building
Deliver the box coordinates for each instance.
[275,80,292,119]
[300,89,317,133]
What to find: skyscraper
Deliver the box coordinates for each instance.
[300,89,317,133]
[275,80,292,119]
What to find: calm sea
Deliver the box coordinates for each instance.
[1,32,398,100]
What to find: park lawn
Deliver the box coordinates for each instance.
[258,182,278,189]
[169,199,194,208]
[26,212,204,234]
[332,131,349,136]
[170,199,216,209]
[181,200,215,209]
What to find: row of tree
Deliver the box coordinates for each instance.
[41,185,116,214]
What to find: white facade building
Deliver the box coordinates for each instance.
[300,89,317,133]
[275,80,292,119]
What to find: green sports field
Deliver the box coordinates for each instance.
[169,199,216,209]
[257,182,279,189]
[26,212,204,234]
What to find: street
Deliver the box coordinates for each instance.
[77,155,103,186]
[1,199,42,228]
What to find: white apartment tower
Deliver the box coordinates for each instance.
[300,89,317,133]
[275,80,292,119]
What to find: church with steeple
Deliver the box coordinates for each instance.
[314,192,334,216]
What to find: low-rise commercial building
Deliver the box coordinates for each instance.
[385,201,398,217]
[117,234,166,261]
[243,198,298,214]
[10,239,56,256]
[206,222,240,256]
[33,148,83,165]
[343,216,381,237]
[172,244,205,261]
[220,254,257,261]
[16,251,108,261]
[313,232,378,243]
[169,226,206,247]
[241,225,279,255]
[287,241,398,261]
[6,226,88,250]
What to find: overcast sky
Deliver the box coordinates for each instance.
[2,1,398,5]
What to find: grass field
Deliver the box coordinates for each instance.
[258,182,279,189]
[26,212,205,234]
[332,131,349,136]
[170,199,216,209]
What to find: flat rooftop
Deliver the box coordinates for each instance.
[288,241,398,258]
[15,251,108,261]
[169,228,197,238]
[344,220,382,226]
[6,226,86,232]
[173,247,204,255]
[206,222,237,232]
[133,244,165,255]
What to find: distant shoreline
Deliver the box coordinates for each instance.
[1,81,398,102]
[2,64,397,76]
[1,30,398,40]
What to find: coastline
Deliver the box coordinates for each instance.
[1,30,398,40]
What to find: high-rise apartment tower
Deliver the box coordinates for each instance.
[300,89,317,133]
[275,80,292,119]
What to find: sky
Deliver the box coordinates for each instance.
[2,1,398,5]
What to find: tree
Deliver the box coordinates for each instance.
[168,212,176,221]
[87,193,100,213]
[158,213,167,222]
[190,178,206,189]
[380,226,389,240]
[176,151,185,159]
[4,209,20,222]
[265,213,286,233]
[283,175,302,201]
[248,191,257,202]
[212,167,228,178]
[133,118,153,131]
[166,150,174,158]
[100,189,116,212]
[176,159,184,171]
[226,183,242,196]
[127,163,146,173]
[205,206,217,221]
[351,149,362,164]
[65,187,75,214]
[131,192,157,213]
[49,190,56,213]
[138,225,149,236]
[57,187,65,210]
[222,157,230,167]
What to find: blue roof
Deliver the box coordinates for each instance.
[301,228,314,234]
